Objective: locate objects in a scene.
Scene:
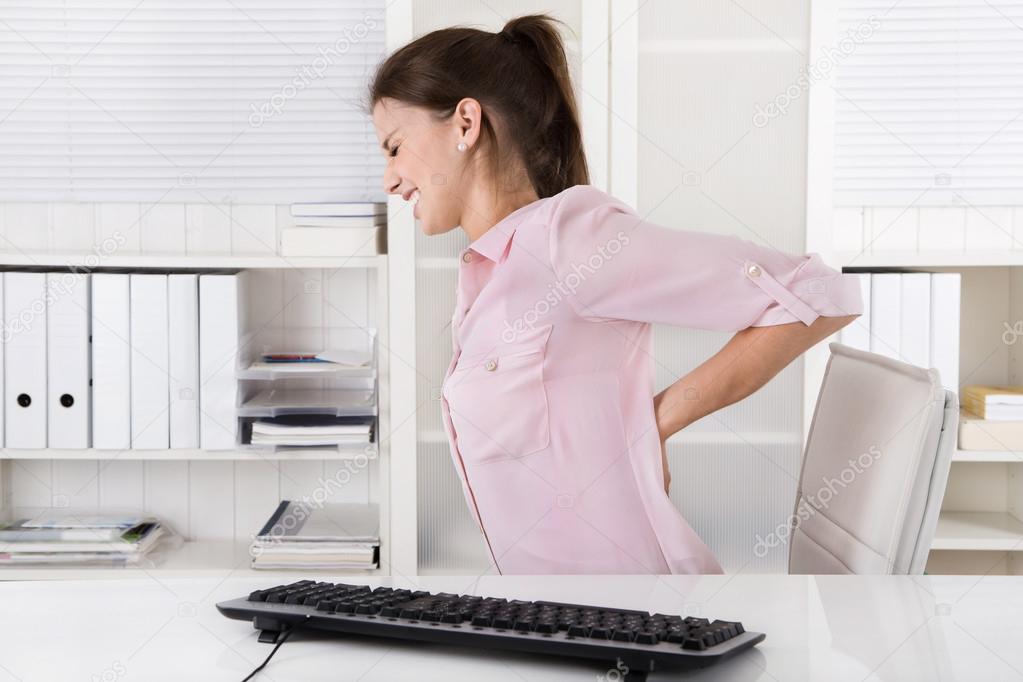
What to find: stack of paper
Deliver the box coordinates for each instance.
[244,348,372,375]
[282,202,387,257]
[0,510,171,566]
[250,415,374,446]
[250,501,379,570]
[962,385,1023,421]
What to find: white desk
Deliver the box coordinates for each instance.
[0,574,1021,681]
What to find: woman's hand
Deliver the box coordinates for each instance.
[653,393,674,496]
[660,437,671,495]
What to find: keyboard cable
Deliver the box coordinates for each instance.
[241,618,308,682]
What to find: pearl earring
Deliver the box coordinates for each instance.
[456,142,467,152]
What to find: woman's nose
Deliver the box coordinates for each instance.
[383,167,401,195]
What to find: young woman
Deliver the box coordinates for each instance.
[368,14,862,574]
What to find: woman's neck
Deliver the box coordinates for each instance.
[461,183,540,243]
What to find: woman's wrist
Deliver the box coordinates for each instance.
[653,387,694,441]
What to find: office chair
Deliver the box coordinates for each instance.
[788,342,959,575]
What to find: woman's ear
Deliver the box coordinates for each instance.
[452,97,483,148]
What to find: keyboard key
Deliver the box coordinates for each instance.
[635,631,659,645]
[682,637,707,651]
[567,625,590,637]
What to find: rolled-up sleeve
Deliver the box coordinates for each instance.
[548,185,864,331]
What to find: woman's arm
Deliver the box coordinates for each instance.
[653,313,859,494]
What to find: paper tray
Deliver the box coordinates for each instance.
[237,389,377,417]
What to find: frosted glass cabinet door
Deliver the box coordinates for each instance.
[635,0,812,572]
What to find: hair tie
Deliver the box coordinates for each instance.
[498,29,518,45]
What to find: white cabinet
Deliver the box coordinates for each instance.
[0,205,393,580]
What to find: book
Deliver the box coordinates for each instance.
[255,501,379,542]
[250,501,380,569]
[293,216,387,228]
[0,521,164,554]
[280,226,386,257]
[958,407,1023,450]
[20,511,149,529]
[259,348,371,367]
[962,385,1023,420]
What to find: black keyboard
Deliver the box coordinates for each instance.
[217,580,765,680]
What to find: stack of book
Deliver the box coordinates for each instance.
[958,385,1023,451]
[282,202,387,257]
[250,501,379,570]
[0,510,173,566]
[962,385,1023,421]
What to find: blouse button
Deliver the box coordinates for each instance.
[462,252,473,263]
[746,263,761,278]
[484,359,497,371]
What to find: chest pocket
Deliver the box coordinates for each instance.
[442,323,553,464]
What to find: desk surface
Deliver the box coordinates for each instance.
[0,574,1021,681]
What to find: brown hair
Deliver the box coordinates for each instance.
[366,13,589,199]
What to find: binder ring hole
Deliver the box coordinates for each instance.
[60,394,74,408]
[17,393,31,408]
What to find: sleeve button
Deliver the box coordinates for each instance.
[746,263,761,278]
[484,359,498,371]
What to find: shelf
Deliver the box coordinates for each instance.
[953,449,1023,463]
[837,250,1023,269]
[0,252,382,270]
[0,539,382,581]
[0,444,377,460]
[238,389,377,417]
[238,362,376,381]
[931,511,1023,551]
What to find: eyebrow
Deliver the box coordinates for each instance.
[380,130,397,151]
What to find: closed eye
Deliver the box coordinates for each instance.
[389,144,400,158]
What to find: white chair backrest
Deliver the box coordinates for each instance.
[788,342,958,575]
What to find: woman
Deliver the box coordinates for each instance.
[368,14,862,574]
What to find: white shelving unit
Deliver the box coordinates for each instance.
[806,2,1023,575]
[931,512,1023,553]
[0,0,408,581]
[0,235,394,581]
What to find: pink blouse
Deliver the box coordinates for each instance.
[439,184,864,574]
